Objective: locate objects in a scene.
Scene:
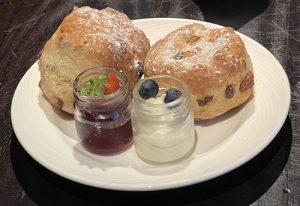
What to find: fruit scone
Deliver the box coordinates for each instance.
[144,23,254,120]
[38,6,150,114]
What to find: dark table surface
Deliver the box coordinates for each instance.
[1,0,299,205]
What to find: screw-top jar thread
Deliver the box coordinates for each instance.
[73,67,129,109]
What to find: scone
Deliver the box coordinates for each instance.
[144,23,254,120]
[38,6,150,114]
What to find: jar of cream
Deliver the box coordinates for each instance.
[131,75,196,164]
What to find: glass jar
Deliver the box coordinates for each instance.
[73,67,133,155]
[131,75,196,164]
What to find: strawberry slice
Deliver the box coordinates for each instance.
[103,73,121,94]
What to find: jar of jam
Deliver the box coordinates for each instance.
[73,67,133,155]
[131,75,196,164]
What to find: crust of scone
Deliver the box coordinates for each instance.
[144,23,254,120]
[38,6,150,114]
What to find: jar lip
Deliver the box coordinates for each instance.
[73,67,128,102]
[132,74,190,110]
[134,91,185,108]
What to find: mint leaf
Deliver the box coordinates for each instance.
[79,74,108,98]
[79,84,91,96]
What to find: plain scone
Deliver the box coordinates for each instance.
[38,6,150,114]
[144,23,254,120]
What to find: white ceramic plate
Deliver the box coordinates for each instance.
[11,18,290,191]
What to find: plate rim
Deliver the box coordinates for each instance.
[11,18,291,191]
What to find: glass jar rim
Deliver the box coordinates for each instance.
[73,67,129,105]
[132,74,191,115]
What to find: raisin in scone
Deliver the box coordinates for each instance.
[144,23,254,120]
[38,6,150,114]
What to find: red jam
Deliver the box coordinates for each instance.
[73,67,133,155]
[75,119,132,154]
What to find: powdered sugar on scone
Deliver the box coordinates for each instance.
[61,7,148,72]
[38,7,150,114]
[144,23,254,120]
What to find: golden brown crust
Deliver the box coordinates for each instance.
[144,23,254,120]
[38,6,150,114]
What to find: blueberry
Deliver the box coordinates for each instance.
[164,88,182,103]
[139,79,159,99]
